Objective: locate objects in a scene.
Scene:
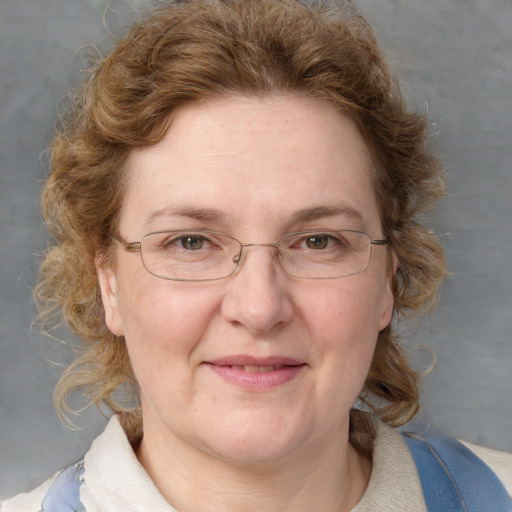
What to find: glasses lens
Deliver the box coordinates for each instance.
[140,231,240,281]
[278,230,372,278]
[137,229,374,281]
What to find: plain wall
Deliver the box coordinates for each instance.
[1,0,511,499]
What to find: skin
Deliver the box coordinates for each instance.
[98,95,395,512]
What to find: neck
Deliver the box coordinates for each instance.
[136,417,371,512]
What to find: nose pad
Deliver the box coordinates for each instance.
[232,251,242,265]
[232,242,281,271]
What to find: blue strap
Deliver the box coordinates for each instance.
[40,460,85,512]
[404,432,512,512]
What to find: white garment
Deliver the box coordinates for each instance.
[2,413,511,512]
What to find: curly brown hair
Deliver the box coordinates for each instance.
[36,0,446,434]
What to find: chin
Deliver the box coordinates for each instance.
[200,410,307,465]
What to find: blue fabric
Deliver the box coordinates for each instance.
[40,460,85,512]
[404,432,512,512]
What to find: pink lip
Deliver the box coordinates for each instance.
[204,356,306,391]
[208,355,302,367]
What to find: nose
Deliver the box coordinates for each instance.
[221,244,294,334]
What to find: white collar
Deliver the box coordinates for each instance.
[80,412,425,512]
[81,415,177,511]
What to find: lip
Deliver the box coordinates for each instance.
[204,356,306,391]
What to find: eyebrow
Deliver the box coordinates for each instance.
[286,205,364,226]
[144,206,227,230]
[143,204,364,231]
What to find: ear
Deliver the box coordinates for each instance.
[96,259,125,336]
[378,248,398,331]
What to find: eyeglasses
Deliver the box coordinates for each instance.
[114,229,388,281]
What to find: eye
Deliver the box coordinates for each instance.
[178,234,207,251]
[156,232,213,251]
[302,233,348,251]
[305,234,330,250]
[283,232,345,251]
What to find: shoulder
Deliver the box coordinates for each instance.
[1,461,86,512]
[1,474,57,512]
[460,439,512,496]
[0,416,120,512]
[351,411,512,511]
[0,415,159,512]
[403,430,512,510]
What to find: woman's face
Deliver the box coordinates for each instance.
[98,95,394,465]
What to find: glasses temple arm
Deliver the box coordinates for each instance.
[112,235,141,253]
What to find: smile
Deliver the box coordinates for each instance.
[230,365,285,373]
[204,357,306,391]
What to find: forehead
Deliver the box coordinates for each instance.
[121,95,380,236]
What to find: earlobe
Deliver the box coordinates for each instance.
[97,262,125,336]
[378,249,398,330]
[378,285,394,331]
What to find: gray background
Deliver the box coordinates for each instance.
[1,0,511,500]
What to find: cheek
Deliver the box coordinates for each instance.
[116,276,221,364]
[304,280,384,341]
[300,279,386,380]
[294,284,382,424]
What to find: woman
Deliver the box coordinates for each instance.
[2,0,511,510]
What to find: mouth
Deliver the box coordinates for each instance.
[227,364,292,373]
[204,356,306,391]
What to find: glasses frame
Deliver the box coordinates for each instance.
[114,229,389,282]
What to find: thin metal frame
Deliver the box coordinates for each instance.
[113,229,389,281]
